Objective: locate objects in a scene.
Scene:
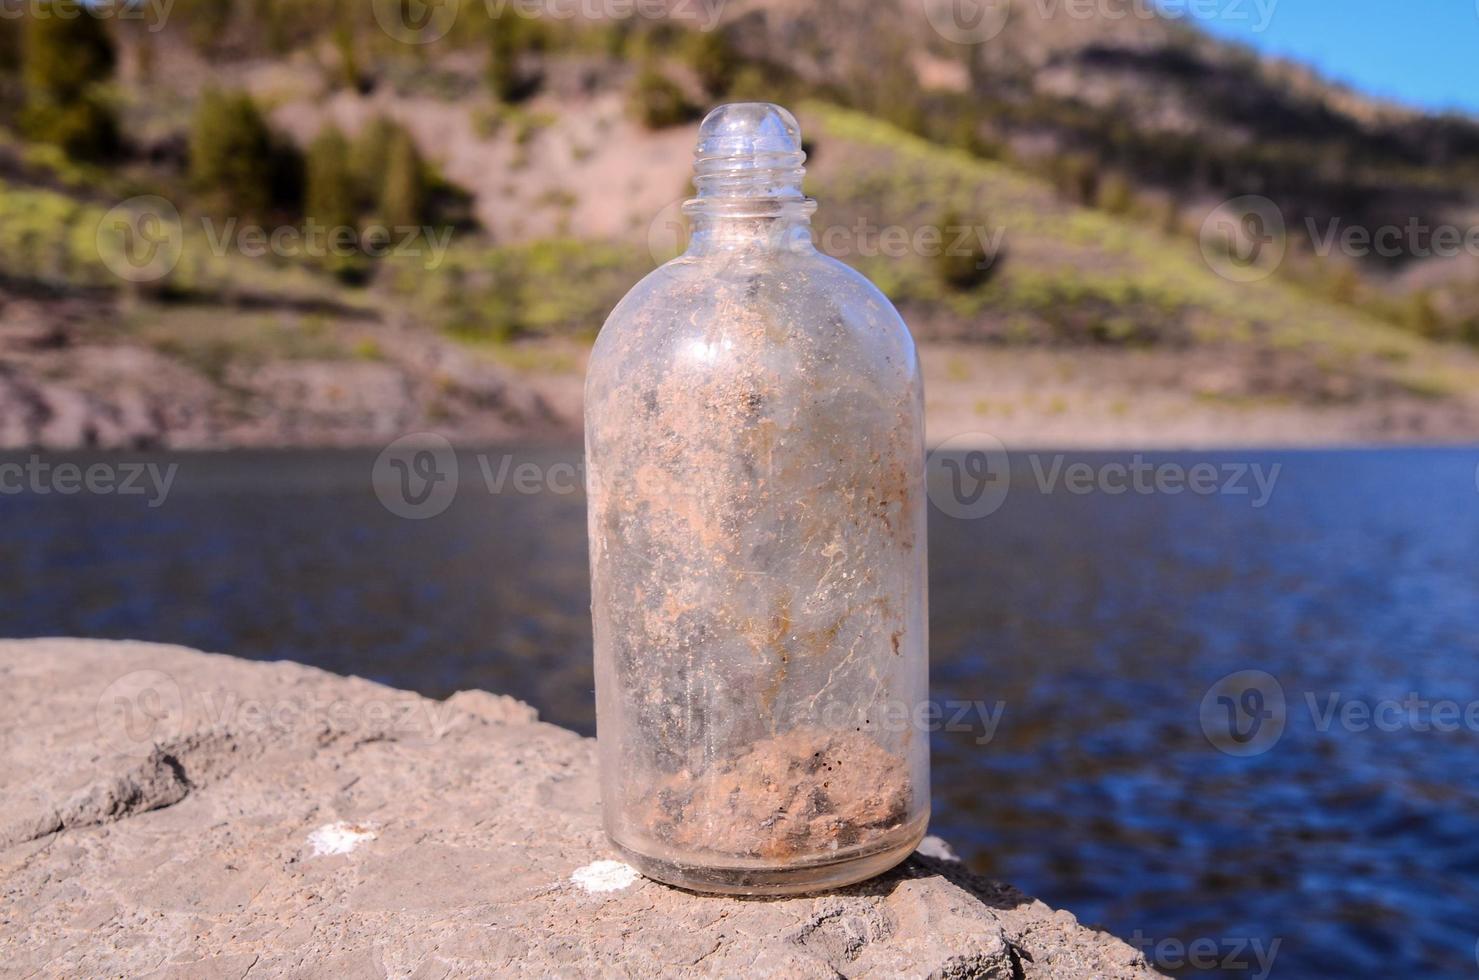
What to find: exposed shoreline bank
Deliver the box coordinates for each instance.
[5,291,1479,452]
[0,639,1160,977]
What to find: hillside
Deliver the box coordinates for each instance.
[1,1,1477,448]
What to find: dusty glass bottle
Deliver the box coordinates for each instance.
[585,103,929,895]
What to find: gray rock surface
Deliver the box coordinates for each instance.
[0,639,1159,978]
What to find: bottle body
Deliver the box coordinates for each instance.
[584,105,928,894]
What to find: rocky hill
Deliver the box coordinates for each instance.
[1,0,1477,448]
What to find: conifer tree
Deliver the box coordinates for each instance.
[350,117,397,213]
[305,125,357,235]
[379,127,427,229]
[488,10,539,102]
[189,89,278,219]
[20,3,119,160]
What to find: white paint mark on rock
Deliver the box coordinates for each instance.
[571,859,639,893]
[307,821,377,857]
[916,835,962,863]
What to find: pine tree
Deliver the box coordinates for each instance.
[332,15,360,91]
[1405,290,1443,339]
[379,127,427,229]
[349,117,397,213]
[304,125,357,234]
[488,10,539,102]
[933,209,999,291]
[629,64,693,130]
[0,16,20,77]
[19,2,119,160]
[1097,173,1136,216]
[684,29,739,97]
[22,2,114,97]
[189,89,278,219]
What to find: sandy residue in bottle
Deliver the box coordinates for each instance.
[642,727,912,861]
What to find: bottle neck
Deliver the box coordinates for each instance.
[685,200,817,255]
[683,104,815,257]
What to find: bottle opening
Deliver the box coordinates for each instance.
[686,103,816,220]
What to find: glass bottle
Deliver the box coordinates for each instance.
[584,103,929,895]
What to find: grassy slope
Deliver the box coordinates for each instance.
[802,104,1475,400]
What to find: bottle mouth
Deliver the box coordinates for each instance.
[685,103,816,220]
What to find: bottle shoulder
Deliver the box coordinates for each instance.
[612,250,901,310]
[592,251,914,367]
[587,251,921,414]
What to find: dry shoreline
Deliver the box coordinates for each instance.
[4,297,1479,452]
[919,346,1479,451]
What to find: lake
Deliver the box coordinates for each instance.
[3,447,1477,978]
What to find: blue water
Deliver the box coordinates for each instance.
[2,448,1477,978]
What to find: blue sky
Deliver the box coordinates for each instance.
[1159,0,1479,116]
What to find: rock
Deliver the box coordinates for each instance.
[0,289,582,450]
[0,298,71,351]
[226,360,418,443]
[0,347,218,450]
[0,640,1160,979]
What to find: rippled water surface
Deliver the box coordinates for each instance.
[4,448,1477,978]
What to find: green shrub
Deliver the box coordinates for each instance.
[933,210,1001,291]
[629,65,695,130]
[866,59,927,136]
[1050,153,1100,207]
[596,19,635,58]
[946,115,1001,159]
[19,96,119,162]
[1097,173,1136,216]
[725,65,774,103]
[683,28,739,97]
[1458,316,1479,347]
[1155,194,1184,236]
[389,239,641,343]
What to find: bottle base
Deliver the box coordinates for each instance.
[609,813,929,897]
